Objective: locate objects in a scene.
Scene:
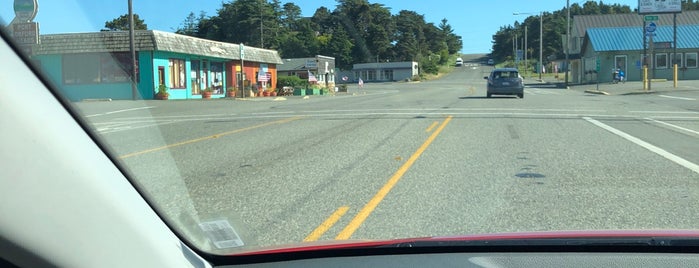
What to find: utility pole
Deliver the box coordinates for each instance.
[565,0,570,88]
[539,11,543,81]
[128,0,137,100]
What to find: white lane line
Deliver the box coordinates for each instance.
[85,106,155,117]
[583,117,699,175]
[630,111,699,114]
[659,95,697,101]
[645,118,699,136]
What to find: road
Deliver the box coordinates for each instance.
[76,55,699,250]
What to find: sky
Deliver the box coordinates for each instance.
[1,0,641,54]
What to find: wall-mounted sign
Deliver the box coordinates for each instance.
[305,60,317,69]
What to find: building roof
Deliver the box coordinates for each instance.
[585,24,699,52]
[278,57,314,72]
[34,30,283,64]
[277,55,336,72]
[573,11,699,39]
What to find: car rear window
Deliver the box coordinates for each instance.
[493,71,518,79]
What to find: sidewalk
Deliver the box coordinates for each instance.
[525,77,699,95]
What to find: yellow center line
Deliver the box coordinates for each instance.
[425,121,439,132]
[119,116,304,159]
[304,206,350,242]
[335,115,453,240]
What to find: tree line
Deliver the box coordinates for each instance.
[172,0,462,72]
[490,0,699,68]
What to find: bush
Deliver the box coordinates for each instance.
[277,75,308,88]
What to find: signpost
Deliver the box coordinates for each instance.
[646,21,657,91]
[240,43,245,98]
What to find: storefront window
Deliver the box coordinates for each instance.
[191,60,201,94]
[63,52,138,84]
[686,53,698,68]
[210,62,223,94]
[670,53,683,68]
[655,53,668,69]
[169,59,186,89]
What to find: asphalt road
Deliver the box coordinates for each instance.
[76,55,699,251]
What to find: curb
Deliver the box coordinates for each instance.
[584,90,610,95]
[620,91,657,96]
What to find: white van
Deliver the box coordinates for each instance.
[455,57,463,67]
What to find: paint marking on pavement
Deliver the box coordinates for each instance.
[335,115,453,240]
[425,121,439,132]
[645,118,699,136]
[119,116,303,159]
[659,95,696,101]
[304,206,350,242]
[630,111,699,114]
[85,106,155,117]
[584,117,699,175]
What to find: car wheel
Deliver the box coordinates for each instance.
[518,93,523,98]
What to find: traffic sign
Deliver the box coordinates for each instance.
[644,15,658,22]
[645,22,657,33]
[240,43,245,60]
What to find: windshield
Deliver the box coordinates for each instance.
[3,0,699,257]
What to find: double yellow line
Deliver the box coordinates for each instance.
[305,115,453,241]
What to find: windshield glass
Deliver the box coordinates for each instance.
[3,0,699,256]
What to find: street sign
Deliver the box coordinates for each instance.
[240,43,245,60]
[644,15,658,21]
[645,22,657,33]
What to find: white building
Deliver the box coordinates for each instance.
[352,61,419,82]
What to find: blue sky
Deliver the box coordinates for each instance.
[1,0,640,54]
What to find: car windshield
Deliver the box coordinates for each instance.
[3,0,699,258]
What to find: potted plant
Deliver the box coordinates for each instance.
[202,88,213,99]
[226,87,236,98]
[155,84,169,100]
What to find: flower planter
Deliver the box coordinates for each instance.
[202,91,212,99]
[226,91,236,98]
[270,91,277,97]
[263,91,271,97]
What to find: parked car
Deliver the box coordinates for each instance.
[455,57,463,66]
[487,59,495,65]
[484,68,524,98]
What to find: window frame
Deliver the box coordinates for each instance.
[685,53,698,68]
[169,58,187,89]
[655,53,668,69]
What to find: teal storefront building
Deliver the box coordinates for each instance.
[32,30,282,101]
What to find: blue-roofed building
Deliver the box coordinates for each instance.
[569,11,699,84]
[579,24,699,83]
